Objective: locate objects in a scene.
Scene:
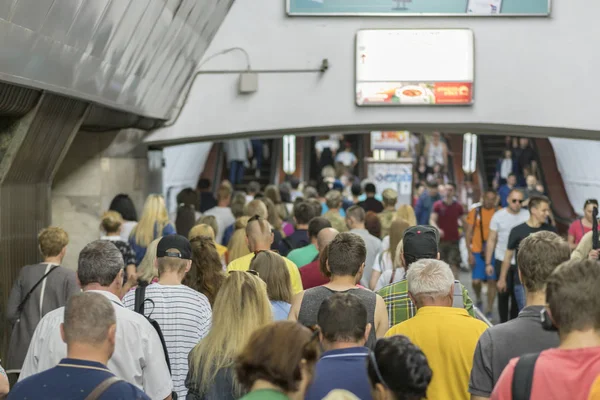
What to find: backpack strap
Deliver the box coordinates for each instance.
[511,353,540,400]
[84,376,122,400]
[134,284,146,315]
[17,265,60,315]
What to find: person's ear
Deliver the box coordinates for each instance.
[270,232,274,245]
[436,252,440,260]
[185,260,192,274]
[326,259,331,272]
[373,383,388,400]
[108,323,117,347]
[401,252,406,267]
[60,323,66,344]
[364,323,372,343]
[318,327,324,343]
[116,269,124,288]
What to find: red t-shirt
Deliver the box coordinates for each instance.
[491,347,600,400]
[569,219,596,245]
[299,260,329,290]
[433,200,464,242]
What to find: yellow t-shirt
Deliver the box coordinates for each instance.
[227,253,304,294]
[589,376,600,400]
[385,306,488,400]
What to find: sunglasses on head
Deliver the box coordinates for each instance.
[248,214,262,223]
[511,199,524,204]
[585,199,599,207]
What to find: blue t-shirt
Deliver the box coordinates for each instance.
[305,347,372,400]
[221,223,235,246]
[321,204,347,217]
[415,192,441,225]
[130,223,176,265]
[498,185,512,207]
[271,301,292,321]
[8,358,149,400]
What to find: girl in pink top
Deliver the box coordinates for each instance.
[568,199,599,250]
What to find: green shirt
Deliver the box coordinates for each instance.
[377,278,475,327]
[239,389,289,400]
[287,244,318,268]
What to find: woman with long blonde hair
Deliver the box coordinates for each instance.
[136,237,161,287]
[129,194,175,264]
[265,185,293,236]
[370,219,410,290]
[185,235,226,306]
[228,216,251,262]
[189,223,228,265]
[395,205,417,227]
[186,272,272,400]
[250,251,292,321]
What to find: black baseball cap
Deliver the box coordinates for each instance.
[156,235,192,260]
[403,226,439,260]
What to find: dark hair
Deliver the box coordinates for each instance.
[307,198,323,216]
[508,173,517,179]
[317,182,330,198]
[198,178,211,190]
[317,293,367,343]
[346,205,366,223]
[584,199,599,208]
[177,188,199,208]
[308,217,332,239]
[365,183,376,194]
[484,187,497,195]
[293,202,316,225]
[446,182,457,189]
[365,211,382,239]
[109,194,138,222]
[289,177,300,190]
[546,259,600,334]
[327,232,366,276]
[529,195,550,210]
[427,181,438,189]
[175,205,197,238]
[351,183,362,196]
[368,336,432,400]
[236,321,320,393]
[279,183,292,204]
[186,236,226,306]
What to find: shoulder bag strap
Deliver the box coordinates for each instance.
[134,285,146,315]
[17,265,60,315]
[511,353,540,400]
[389,268,397,285]
[84,376,122,400]
[478,207,485,248]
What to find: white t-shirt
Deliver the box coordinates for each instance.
[19,290,173,400]
[123,284,212,399]
[204,206,236,244]
[315,140,339,153]
[372,251,394,274]
[489,208,530,263]
[120,221,138,242]
[335,151,357,167]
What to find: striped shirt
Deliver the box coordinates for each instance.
[123,283,212,399]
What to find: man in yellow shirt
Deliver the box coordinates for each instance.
[385,258,488,400]
[227,215,303,294]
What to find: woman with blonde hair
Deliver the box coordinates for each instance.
[129,194,175,264]
[185,235,226,306]
[370,219,410,290]
[264,186,293,236]
[250,251,293,321]
[228,216,251,262]
[186,272,272,400]
[136,237,161,287]
[189,223,228,265]
[395,205,417,227]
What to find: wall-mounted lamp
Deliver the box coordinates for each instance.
[462,132,478,175]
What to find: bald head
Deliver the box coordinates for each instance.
[246,200,268,219]
[245,218,273,251]
[317,228,339,252]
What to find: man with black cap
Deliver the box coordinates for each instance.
[358,183,384,213]
[377,226,474,327]
[123,235,212,399]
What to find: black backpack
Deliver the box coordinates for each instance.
[511,353,540,400]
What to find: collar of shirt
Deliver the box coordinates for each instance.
[57,358,110,372]
[85,290,124,307]
[100,235,122,242]
[321,347,369,360]
[415,306,469,317]
[518,305,545,319]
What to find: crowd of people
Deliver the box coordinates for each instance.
[3,150,600,399]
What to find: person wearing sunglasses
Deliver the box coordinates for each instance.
[567,199,599,251]
[485,188,529,323]
[367,335,432,400]
[497,195,555,312]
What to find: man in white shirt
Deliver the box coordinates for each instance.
[123,235,212,399]
[19,241,173,400]
[485,188,529,323]
[205,182,235,244]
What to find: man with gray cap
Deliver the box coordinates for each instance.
[323,190,348,233]
[378,188,398,238]
[20,240,174,399]
[377,226,474,327]
[123,235,212,399]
